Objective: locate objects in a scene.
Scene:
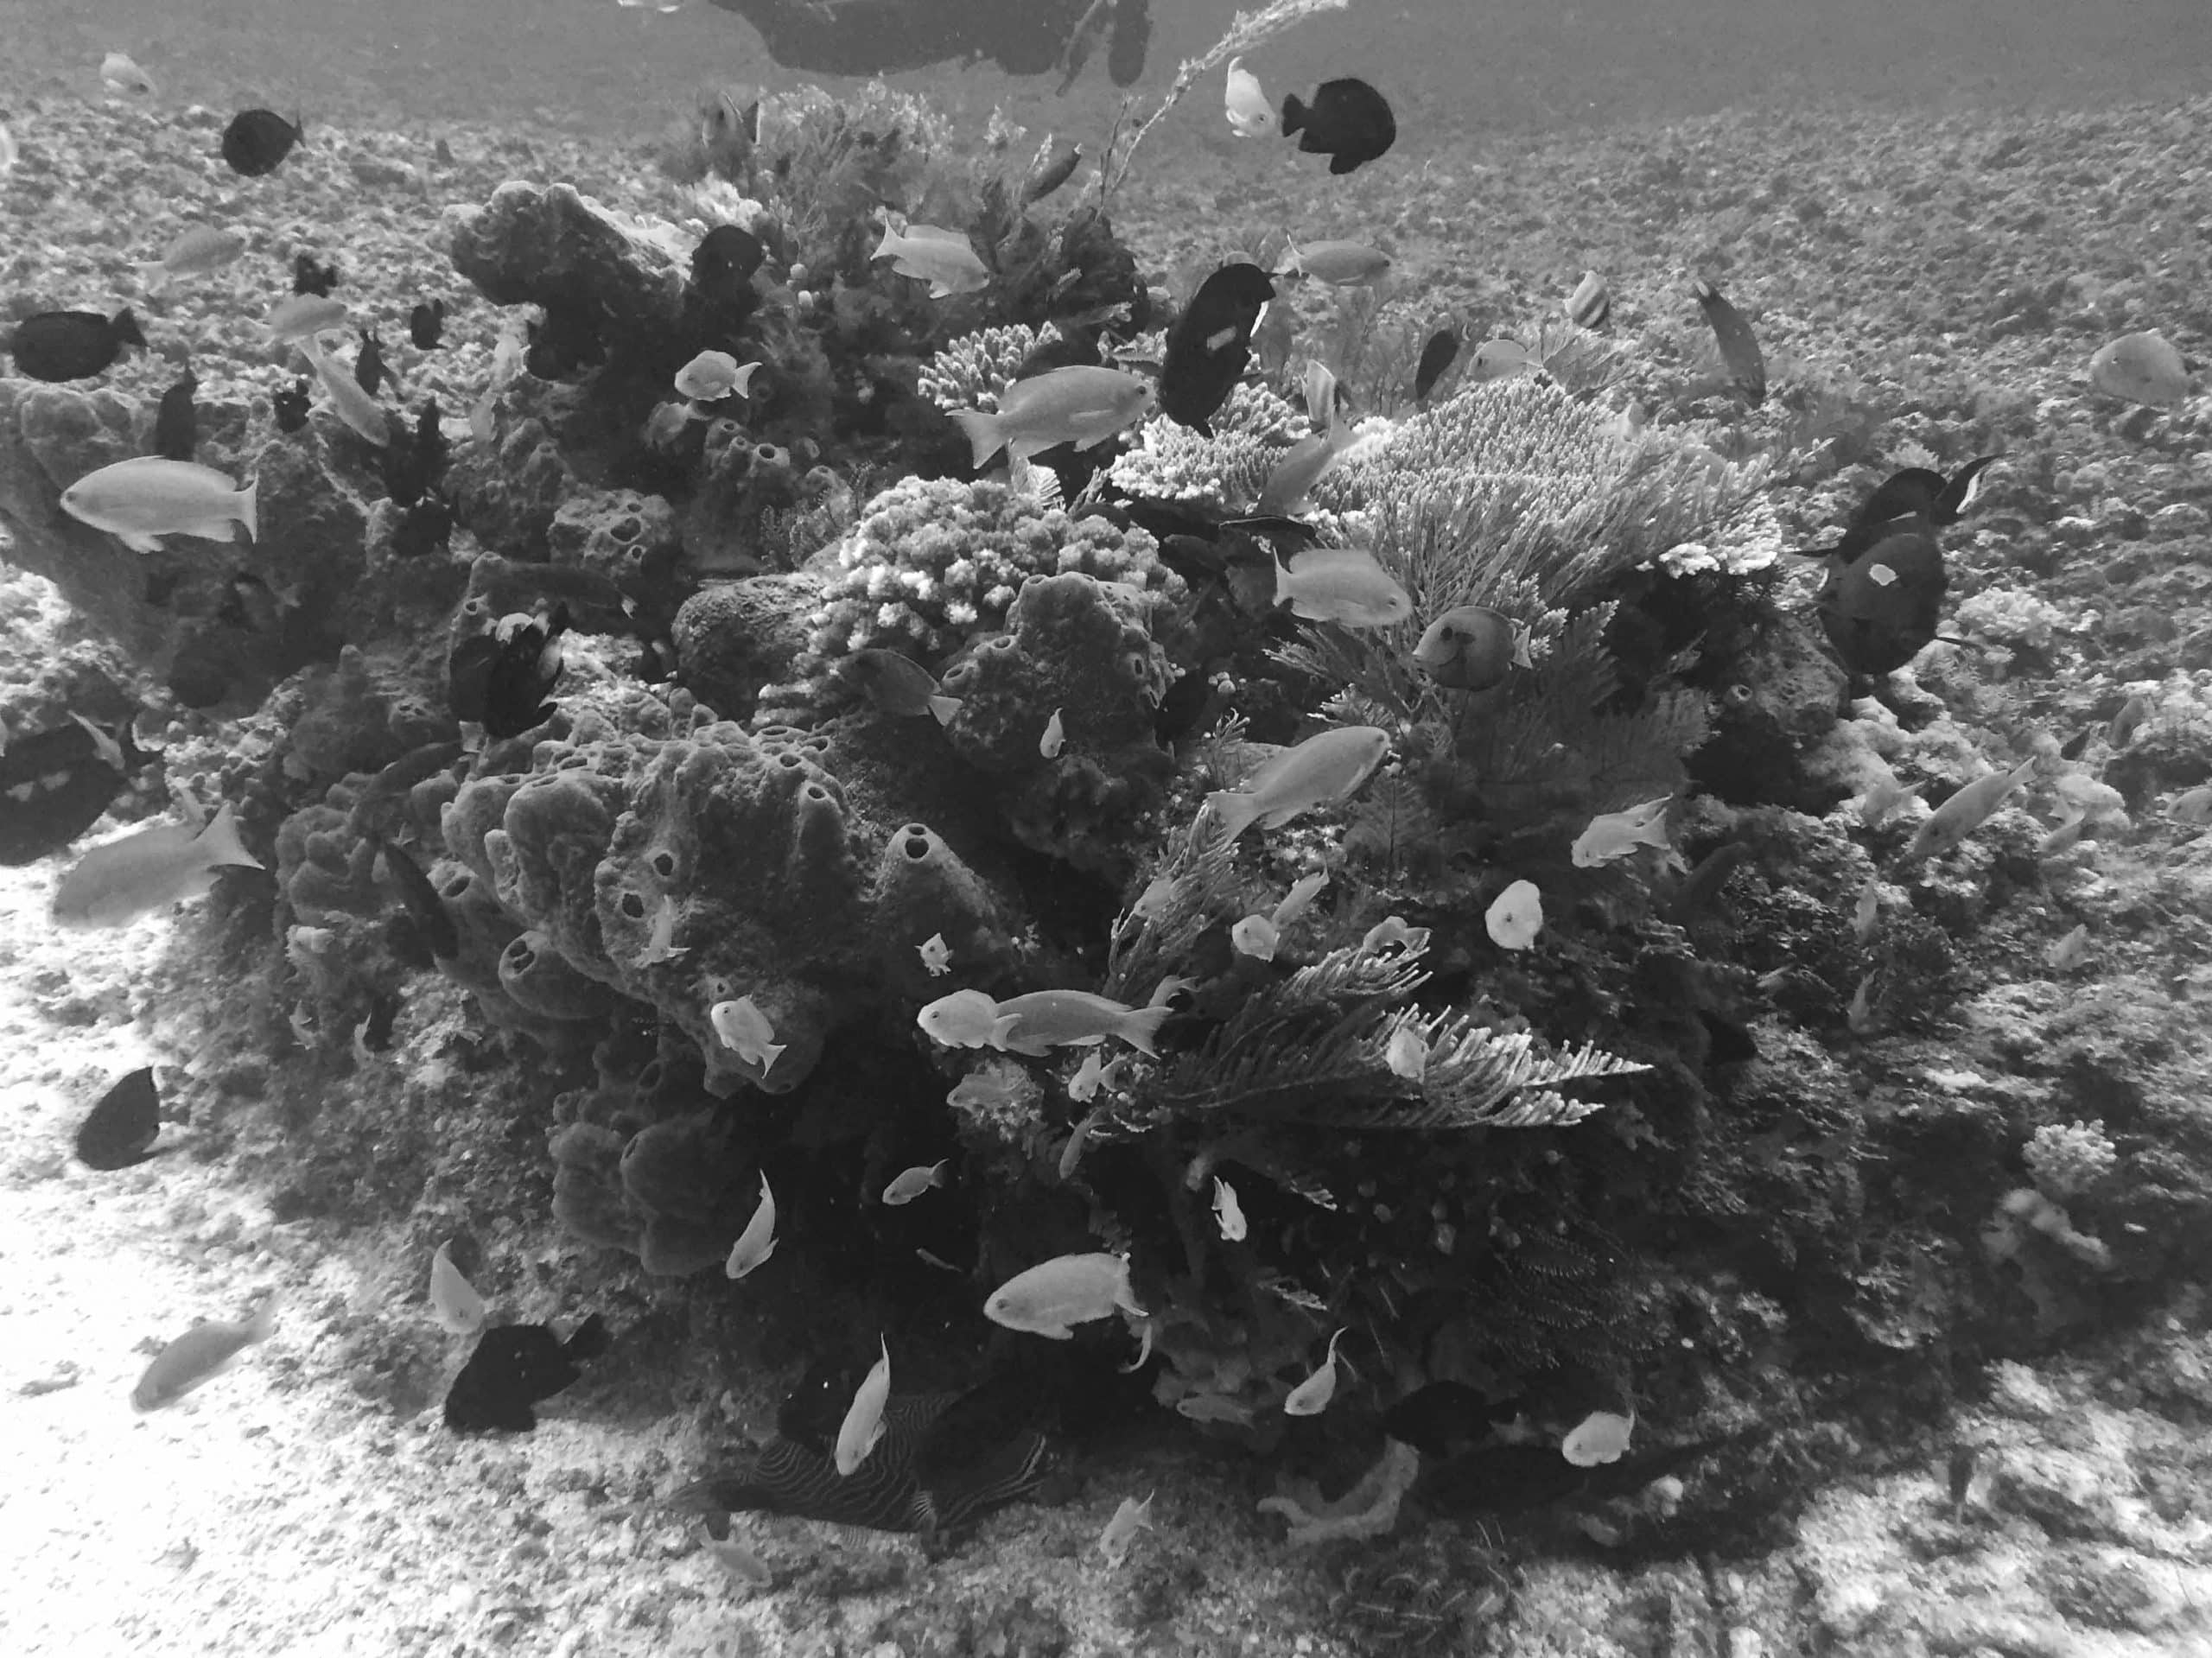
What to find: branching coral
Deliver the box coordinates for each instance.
[917,322,1060,416]
[1106,382,1309,511]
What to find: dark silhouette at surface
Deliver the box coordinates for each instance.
[706,0,1151,84]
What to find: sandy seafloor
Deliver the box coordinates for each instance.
[3,49,2212,1658]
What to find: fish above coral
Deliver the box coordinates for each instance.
[951,365,1154,467]
[1160,262,1274,434]
[1205,726,1391,842]
[873,221,990,298]
[131,1292,279,1411]
[137,224,245,294]
[1224,57,1275,137]
[73,1064,162,1171]
[60,456,257,552]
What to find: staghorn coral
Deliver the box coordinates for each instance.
[1106,381,1309,511]
[916,322,1058,416]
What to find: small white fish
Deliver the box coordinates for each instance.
[130,1293,278,1411]
[724,1172,777,1278]
[710,994,785,1076]
[1205,726,1392,843]
[1484,879,1542,950]
[1175,1391,1256,1426]
[1224,57,1274,137]
[1384,1025,1427,1082]
[137,224,246,293]
[100,52,157,97]
[950,365,1154,468]
[1571,797,1674,867]
[674,350,759,403]
[0,120,17,176]
[51,804,262,929]
[834,1336,892,1476]
[1130,874,1175,920]
[948,1058,1031,1113]
[299,338,391,446]
[1211,1176,1248,1242]
[1851,874,1880,943]
[1903,759,2035,863]
[985,1251,1144,1337]
[1282,1326,1350,1417]
[1275,240,1391,287]
[1272,872,1328,928]
[1058,1103,1106,1178]
[706,1538,772,1588]
[1230,913,1278,960]
[1097,1491,1154,1566]
[917,932,953,976]
[919,988,1169,1057]
[873,223,990,297]
[1273,546,1413,628]
[881,1159,950,1206]
[1039,708,1065,759]
[264,293,349,343]
[2047,924,2089,973]
[1256,429,1351,517]
[428,1242,486,1336]
[60,456,256,553]
[1359,916,1429,956]
[1068,1052,1108,1105]
[1560,1407,1635,1466]
[1469,338,1538,383]
[639,893,687,964]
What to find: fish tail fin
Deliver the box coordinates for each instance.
[563,1312,610,1363]
[196,801,264,871]
[871,225,898,259]
[294,112,308,143]
[1280,93,1306,135]
[1202,790,1261,844]
[112,307,147,347]
[136,263,169,295]
[950,410,1004,470]
[235,478,258,543]
[1117,1002,1172,1058]
[1271,556,1291,609]
[245,1289,282,1344]
[927,694,963,727]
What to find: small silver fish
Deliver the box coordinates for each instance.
[428,1242,486,1336]
[1282,1326,1350,1416]
[639,893,688,964]
[706,1538,773,1589]
[137,224,246,294]
[880,1159,950,1206]
[1273,546,1413,628]
[1277,240,1390,286]
[950,366,1154,468]
[1560,1407,1635,1466]
[100,52,158,97]
[1852,874,1880,943]
[1058,1103,1106,1177]
[674,350,759,403]
[2169,786,2212,827]
[52,804,262,929]
[264,293,349,343]
[709,994,785,1075]
[1384,1024,1428,1081]
[1211,1176,1247,1242]
[1484,880,1542,950]
[917,932,953,975]
[1224,58,1274,137]
[1571,797,1674,868]
[873,223,989,298]
[1039,708,1066,759]
[1205,726,1391,842]
[724,1172,777,1279]
[1846,973,1878,1035]
[1231,912,1278,961]
[1903,759,2035,863]
[984,1252,1143,1337]
[131,1293,278,1410]
[919,988,1169,1057]
[60,457,256,553]
[300,338,391,446]
[834,1337,892,1476]
[2047,924,2089,973]
[1096,1491,1154,1566]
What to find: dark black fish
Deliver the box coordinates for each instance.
[221,109,303,177]
[381,401,449,508]
[353,329,390,397]
[291,252,339,297]
[74,1065,162,1171]
[1160,262,1274,434]
[153,369,199,462]
[1415,1432,1745,1518]
[272,376,312,434]
[449,604,570,740]
[0,714,148,864]
[378,838,458,958]
[1692,279,1765,405]
[1412,327,1459,403]
[690,224,766,295]
[1021,141,1084,206]
[1107,0,1151,86]
[443,1313,607,1432]
[407,298,447,350]
[1808,513,1947,677]
[1280,77,1395,175]
[1847,458,1999,548]
[1382,1381,1525,1458]
[219,572,282,633]
[9,308,146,382]
[2057,727,2094,763]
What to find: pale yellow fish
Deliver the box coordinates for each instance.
[1211,1176,1247,1242]
[1096,1491,1154,1566]
[1469,339,1537,383]
[137,224,246,294]
[1224,57,1274,137]
[2088,330,2190,408]
[707,1538,772,1588]
[130,1293,278,1411]
[880,1159,950,1206]
[429,1242,486,1336]
[299,338,391,446]
[1230,912,1278,960]
[1205,726,1392,842]
[1273,545,1413,628]
[60,456,257,553]
[2047,924,2089,973]
[52,804,261,929]
[1902,758,2035,863]
[264,293,349,343]
[984,1251,1143,1337]
[674,350,760,402]
[834,1336,892,1475]
[917,931,953,975]
[724,1172,777,1278]
[1256,429,1351,516]
[919,988,1169,1057]
[1484,879,1542,950]
[100,52,158,97]
[873,224,989,297]
[1067,1052,1107,1105]
[1058,1103,1106,1177]
[1561,1407,1635,1466]
[709,994,785,1075]
[1570,797,1674,867]
[950,365,1154,468]
[1384,1024,1427,1082]
[1282,1326,1350,1417]
[1039,708,1066,759]
[1276,239,1390,286]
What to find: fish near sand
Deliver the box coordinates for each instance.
[221,109,303,176]
[444,1314,607,1432]
[984,1252,1145,1338]
[1274,546,1411,627]
[51,804,262,929]
[131,1293,278,1410]
[1561,1407,1635,1466]
[1275,239,1390,286]
[872,223,989,298]
[1160,262,1274,434]
[1571,797,1675,868]
[60,456,255,552]
[1902,758,2036,863]
[1224,57,1274,137]
[9,308,146,382]
[1691,279,1766,404]
[0,713,149,864]
[835,1337,892,1476]
[1280,77,1395,175]
[950,366,1154,467]
[74,1065,162,1171]
[100,52,158,98]
[1097,1492,1153,1566]
[1414,604,1528,691]
[1205,725,1391,842]
[2088,330,2190,408]
[264,293,348,344]
[298,337,391,445]
[843,650,961,723]
[429,1242,486,1336]
[409,298,448,349]
[137,225,246,294]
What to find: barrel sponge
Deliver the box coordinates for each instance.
[499,929,628,1021]
[619,1108,757,1276]
[442,773,527,886]
[490,767,630,979]
[869,821,1007,994]
[550,1121,639,1254]
[276,802,381,926]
